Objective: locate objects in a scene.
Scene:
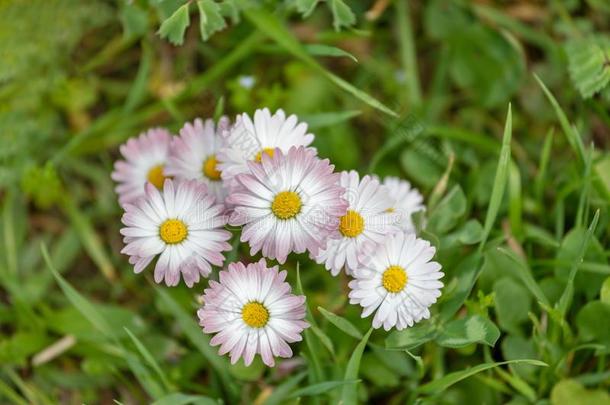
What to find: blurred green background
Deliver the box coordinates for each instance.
[1,0,610,404]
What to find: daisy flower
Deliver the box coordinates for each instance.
[165,117,230,203]
[120,179,231,287]
[349,231,443,331]
[217,108,315,187]
[314,170,400,276]
[226,146,347,264]
[197,259,309,367]
[382,176,425,233]
[112,128,173,206]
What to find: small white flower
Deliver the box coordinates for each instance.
[349,231,443,331]
[165,117,230,203]
[382,176,425,233]
[111,128,172,206]
[217,108,315,187]
[314,170,401,276]
[120,179,231,287]
[197,259,309,367]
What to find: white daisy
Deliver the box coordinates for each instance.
[314,170,400,276]
[217,108,315,187]
[226,146,347,264]
[112,127,172,207]
[197,259,309,367]
[120,179,231,287]
[165,117,230,203]
[349,231,444,331]
[382,176,425,233]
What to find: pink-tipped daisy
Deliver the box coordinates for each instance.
[349,231,443,331]
[382,176,425,233]
[165,117,230,203]
[112,128,173,207]
[197,259,309,367]
[314,170,401,276]
[217,108,315,187]
[120,179,231,287]
[226,146,347,264]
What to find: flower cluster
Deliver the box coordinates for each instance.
[114,108,443,367]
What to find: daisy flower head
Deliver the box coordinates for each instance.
[165,117,230,203]
[349,231,443,331]
[217,108,315,187]
[197,259,309,367]
[382,176,425,233]
[112,128,173,207]
[226,146,347,264]
[120,179,231,287]
[314,170,401,276]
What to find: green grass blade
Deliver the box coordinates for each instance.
[479,104,512,251]
[317,307,363,340]
[242,6,398,117]
[416,359,547,395]
[556,210,600,316]
[124,327,173,393]
[289,380,360,399]
[534,128,554,204]
[508,161,523,238]
[497,247,550,307]
[340,328,373,404]
[396,0,421,107]
[263,372,307,405]
[152,393,218,405]
[534,74,586,165]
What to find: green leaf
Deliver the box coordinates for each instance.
[340,328,372,404]
[435,315,500,348]
[300,110,361,129]
[329,0,356,31]
[296,0,320,18]
[427,185,467,234]
[576,301,610,349]
[152,393,218,405]
[493,277,532,332]
[385,320,437,349]
[158,3,191,46]
[439,252,484,322]
[120,3,149,39]
[551,379,610,405]
[317,307,363,340]
[242,7,398,117]
[124,41,152,113]
[497,247,550,307]
[197,0,227,41]
[416,359,547,395]
[289,380,360,399]
[601,277,610,304]
[124,327,172,393]
[263,372,307,405]
[303,44,358,62]
[479,104,512,250]
[566,36,610,98]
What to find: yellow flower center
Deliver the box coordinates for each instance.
[147,164,167,189]
[339,210,365,238]
[382,265,408,293]
[159,219,188,244]
[386,207,395,213]
[271,191,302,220]
[242,302,269,328]
[254,147,275,163]
[202,155,221,181]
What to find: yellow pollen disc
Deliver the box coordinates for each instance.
[382,265,408,293]
[271,191,302,220]
[254,147,275,163]
[202,155,221,180]
[386,207,395,213]
[339,210,365,238]
[159,219,188,244]
[242,302,269,328]
[147,164,167,189]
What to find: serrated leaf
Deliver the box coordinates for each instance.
[197,0,226,41]
[566,37,610,98]
[296,0,319,17]
[158,3,191,46]
[219,0,240,24]
[329,0,356,31]
[436,315,500,348]
[318,307,363,340]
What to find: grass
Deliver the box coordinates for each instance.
[1,0,610,404]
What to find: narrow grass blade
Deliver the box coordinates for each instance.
[243,7,398,117]
[303,44,358,62]
[479,104,512,251]
[534,74,586,165]
[300,110,361,129]
[152,393,218,405]
[534,128,554,204]
[124,327,173,392]
[340,328,373,404]
[123,40,152,113]
[508,161,523,238]
[416,359,547,395]
[556,210,600,317]
[317,307,363,340]
[289,380,360,399]
[396,0,421,107]
[263,372,307,405]
[497,247,550,307]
